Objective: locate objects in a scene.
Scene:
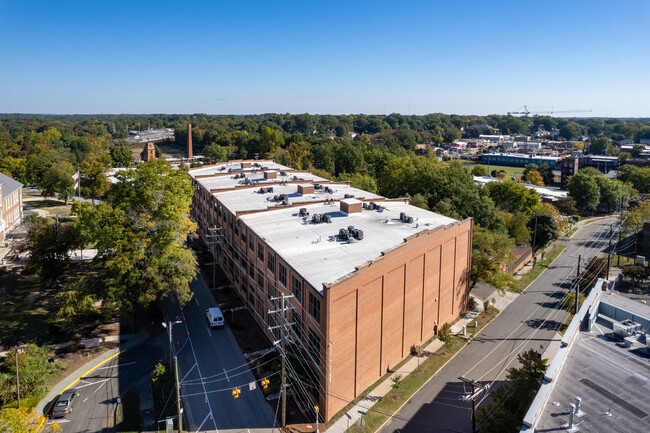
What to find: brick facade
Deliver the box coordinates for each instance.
[188,160,472,421]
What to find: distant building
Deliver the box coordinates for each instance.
[189,160,473,421]
[559,155,619,189]
[141,142,156,162]
[0,173,23,244]
[479,153,560,169]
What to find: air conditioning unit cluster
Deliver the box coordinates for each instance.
[339,225,363,242]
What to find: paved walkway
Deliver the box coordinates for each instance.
[324,291,518,433]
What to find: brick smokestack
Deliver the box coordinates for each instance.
[187,123,193,159]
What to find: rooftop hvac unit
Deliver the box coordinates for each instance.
[299,208,308,217]
[400,212,406,221]
[280,171,287,176]
[282,199,289,206]
[312,214,321,224]
[613,320,642,339]
[314,184,323,190]
[406,216,413,223]
[354,229,364,240]
[259,188,266,194]
[344,194,355,199]
[322,214,332,223]
[339,228,349,240]
[267,187,273,193]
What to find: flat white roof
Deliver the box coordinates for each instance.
[216,183,382,214]
[240,201,457,292]
[189,161,290,177]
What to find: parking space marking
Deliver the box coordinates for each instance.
[181,362,198,382]
[97,361,136,370]
[195,297,199,306]
[223,368,229,382]
[206,327,211,337]
[83,397,88,402]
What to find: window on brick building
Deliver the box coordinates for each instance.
[258,243,265,263]
[309,293,321,324]
[308,329,320,365]
[257,269,264,292]
[279,264,287,287]
[248,258,255,279]
[267,281,275,300]
[256,296,265,320]
[293,311,303,342]
[267,252,275,274]
[249,234,255,252]
[292,276,302,303]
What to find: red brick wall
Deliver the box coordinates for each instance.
[324,219,472,420]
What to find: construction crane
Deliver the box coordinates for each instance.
[507,105,592,116]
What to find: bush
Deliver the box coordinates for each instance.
[438,323,453,344]
[0,345,67,406]
[391,374,403,388]
[483,299,490,311]
[468,296,477,310]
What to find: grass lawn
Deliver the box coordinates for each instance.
[24,199,72,218]
[342,306,500,433]
[514,244,567,293]
[566,226,580,237]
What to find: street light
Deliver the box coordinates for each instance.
[162,320,183,364]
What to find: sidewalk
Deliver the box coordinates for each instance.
[36,330,149,416]
[325,293,518,433]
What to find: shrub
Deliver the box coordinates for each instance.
[438,323,453,344]
[468,296,477,310]
[391,374,403,388]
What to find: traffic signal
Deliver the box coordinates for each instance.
[232,388,241,399]
[261,378,270,389]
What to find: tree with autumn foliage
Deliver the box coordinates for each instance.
[0,407,60,433]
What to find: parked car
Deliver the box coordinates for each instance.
[51,389,80,418]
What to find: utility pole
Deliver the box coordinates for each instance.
[175,356,182,433]
[14,347,20,408]
[281,294,287,428]
[267,293,294,427]
[576,255,581,314]
[207,227,223,291]
[458,376,489,433]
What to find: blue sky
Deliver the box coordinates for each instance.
[1,0,648,116]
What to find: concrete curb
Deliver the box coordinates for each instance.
[36,330,149,417]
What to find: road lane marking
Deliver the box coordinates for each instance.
[224,368,229,382]
[83,397,88,402]
[60,349,126,394]
[97,361,136,370]
[181,363,198,382]
[195,297,199,306]
[206,327,211,337]
[195,412,212,433]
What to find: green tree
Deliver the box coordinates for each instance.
[40,160,76,204]
[559,122,581,140]
[484,180,540,213]
[110,146,134,168]
[567,170,600,211]
[336,172,378,193]
[0,156,27,184]
[286,140,311,169]
[503,212,531,245]
[476,350,547,433]
[471,225,517,293]
[80,160,198,314]
[204,143,230,163]
[554,196,577,215]
[80,153,111,204]
[528,214,558,250]
[335,142,364,175]
[471,164,488,176]
[25,215,78,286]
[588,137,613,155]
[259,127,284,158]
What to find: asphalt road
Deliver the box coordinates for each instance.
[379,218,617,433]
[48,339,164,433]
[163,274,277,433]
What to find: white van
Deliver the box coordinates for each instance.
[206,307,224,327]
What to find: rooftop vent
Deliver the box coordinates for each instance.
[299,208,309,217]
[399,212,414,224]
[340,198,362,214]
[338,226,363,241]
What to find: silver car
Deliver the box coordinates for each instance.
[51,389,80,418]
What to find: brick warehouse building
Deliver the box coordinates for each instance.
[188,160,473,421]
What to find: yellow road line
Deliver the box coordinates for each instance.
[60,348,127,393]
